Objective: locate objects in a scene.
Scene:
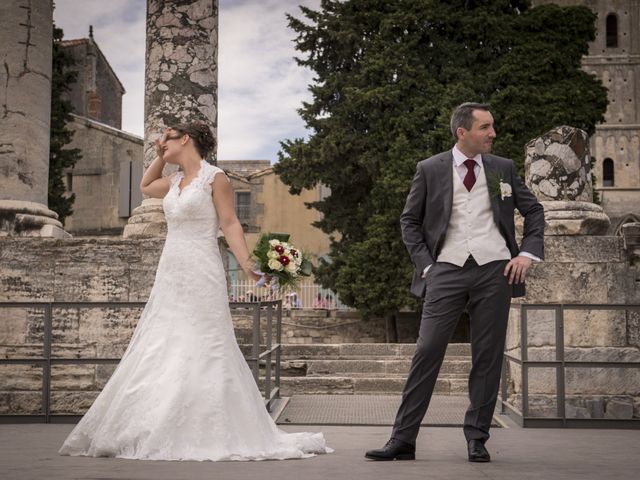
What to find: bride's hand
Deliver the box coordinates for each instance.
[247,270,262,283]
[154,136,167,161]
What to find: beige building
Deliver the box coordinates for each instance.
[218,160,331,283]
[534,0,640,232]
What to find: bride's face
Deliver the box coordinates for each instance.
[161,129,186,165]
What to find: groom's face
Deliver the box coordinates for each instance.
[459,110,496,156]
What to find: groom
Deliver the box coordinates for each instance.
[365,103,544,463]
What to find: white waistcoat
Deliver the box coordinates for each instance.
[436,164,512,267]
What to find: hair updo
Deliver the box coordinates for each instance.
[171,121,216,159]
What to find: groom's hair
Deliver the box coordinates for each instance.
[451,102,491,140]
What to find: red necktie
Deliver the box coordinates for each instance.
[463,159,476,192]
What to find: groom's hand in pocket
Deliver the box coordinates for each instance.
[504,256,532,284]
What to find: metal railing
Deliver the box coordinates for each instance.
[500,303,640,429]
[0,300,282,423]
[235,300,283,412]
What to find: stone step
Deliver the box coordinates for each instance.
[239,343,471,359]
[273,375,469,396]
[304,358,471,376]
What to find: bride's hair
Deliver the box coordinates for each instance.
[171,121,216,159]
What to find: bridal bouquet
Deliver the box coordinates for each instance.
[252,233,313,291]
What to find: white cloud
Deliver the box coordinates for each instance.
[53,0,321,160]
[218,0,320,161]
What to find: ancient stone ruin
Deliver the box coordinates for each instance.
[506,126,639,421]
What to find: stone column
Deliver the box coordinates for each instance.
[123,0,218,238]
[524,125,610,235]
[0,0,68,238]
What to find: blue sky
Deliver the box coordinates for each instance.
[53,0,320,161]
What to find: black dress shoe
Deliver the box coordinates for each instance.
[365,438,416,461]
[467,439,491,462]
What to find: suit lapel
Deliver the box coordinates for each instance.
[441,151,453,226]
[481,155,501,226]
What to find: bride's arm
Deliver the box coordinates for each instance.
[140,139,171,198]
[212,175,261,282]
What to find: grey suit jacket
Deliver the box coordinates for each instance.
[400,150,545,298]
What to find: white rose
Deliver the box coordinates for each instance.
[269,239,281,247]
[268,258,283,271]
[267,250,279,259]
[285,262,297,274]
[499,181,512,200]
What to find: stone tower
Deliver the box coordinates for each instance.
[533,0,640,233]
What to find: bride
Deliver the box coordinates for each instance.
[59,122,331,461]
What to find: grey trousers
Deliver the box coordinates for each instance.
[392,257,511,445]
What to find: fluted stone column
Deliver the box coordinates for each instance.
[0,0,68,238]
[123,0,218,238]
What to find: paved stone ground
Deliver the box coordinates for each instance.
[1,422,637,480]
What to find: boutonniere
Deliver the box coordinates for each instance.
[487,171,512,200]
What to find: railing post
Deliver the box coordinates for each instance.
[43,303,52,424]
[520,304,529,421]
[556,305,566,426]
[275,300,282,397]
[500,355,507,414]
[265,304,273,411]
[251,302,260,384]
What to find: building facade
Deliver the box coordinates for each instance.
[217,160,331,283]
[59,32,125,129]
[534,0,640,232]
[64,115,143,236]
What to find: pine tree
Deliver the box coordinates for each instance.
[49,24,81,224]
[275,0,608,336]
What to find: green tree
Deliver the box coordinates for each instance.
[276,0,607,338]
[49,24,81,224]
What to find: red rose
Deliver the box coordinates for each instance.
[290,249,298,257]
[279,255,290,266]
[275,245,285,254]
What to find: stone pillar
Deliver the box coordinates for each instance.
[123,0,218,239]
[503,126,640,420]
[0,0,68,238]
[524,125,610,235]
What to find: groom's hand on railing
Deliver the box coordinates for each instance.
[503,256,532,285]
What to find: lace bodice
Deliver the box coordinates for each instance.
[163,160,226,240]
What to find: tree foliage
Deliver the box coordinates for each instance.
[275,0,608,319]
[49,25,81,224]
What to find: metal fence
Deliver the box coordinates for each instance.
[228,280,352,311]
[499,303,640,429]
[0,300,282,423]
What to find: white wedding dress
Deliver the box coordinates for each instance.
[59,160,331,461]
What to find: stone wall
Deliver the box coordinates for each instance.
[1,230,637,417]
[0,236,390,415]
[504,235,640,419]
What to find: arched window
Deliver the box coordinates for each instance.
[606,14,618,48]
[603,158,614,186]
